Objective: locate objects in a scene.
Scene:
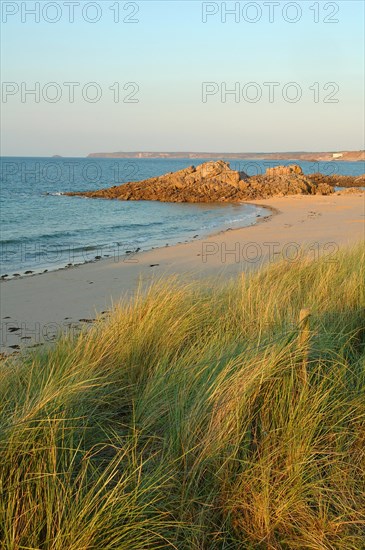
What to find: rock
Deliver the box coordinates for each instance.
[314,182,334,195]
[308,173,365,188]
[241,173,329,199]
[335,187,365,195]
[265,164,303,177]
[64,161,353,203]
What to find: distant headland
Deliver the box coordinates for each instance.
[86,150,365,162]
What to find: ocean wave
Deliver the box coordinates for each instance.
[0,220,167,247]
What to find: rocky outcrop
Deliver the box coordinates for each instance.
[66,161,357,203]
[265,164,303,177]
[335,187,365,195]
[307,173,365,188]
[241,168,333,199]
[67,161,250,203]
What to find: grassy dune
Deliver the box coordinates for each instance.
[1,245,364,549]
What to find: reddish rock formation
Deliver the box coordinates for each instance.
[65,161,357,203]
[265,164,304,177]
[67,161,250,203]
[335,187,365,195]
[307,173,365,188]
[242,168,333,199]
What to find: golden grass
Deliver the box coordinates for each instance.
[0,244,364,549]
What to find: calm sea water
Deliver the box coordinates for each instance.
[0,157,363,276]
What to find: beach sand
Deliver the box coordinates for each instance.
[1,193,364,354]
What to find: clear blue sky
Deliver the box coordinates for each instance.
[1,0,364,156]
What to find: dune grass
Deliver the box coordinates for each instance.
[0,244,364,549]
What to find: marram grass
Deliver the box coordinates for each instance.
[0,244,364,549]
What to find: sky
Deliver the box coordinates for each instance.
[1,0,364,156]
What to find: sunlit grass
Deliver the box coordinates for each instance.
[1,244,364,548]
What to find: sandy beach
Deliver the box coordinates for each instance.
[1,193,364,354]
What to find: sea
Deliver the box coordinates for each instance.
[0,157,364,277]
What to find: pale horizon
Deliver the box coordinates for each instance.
[1,147,364,159]
[1,0,364,157]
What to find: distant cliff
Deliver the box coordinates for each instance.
[87,150,365,162]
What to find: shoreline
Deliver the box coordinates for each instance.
[0,202,271,282]
[1,193,364,354]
